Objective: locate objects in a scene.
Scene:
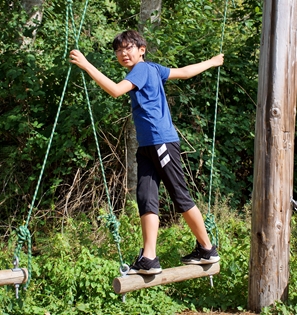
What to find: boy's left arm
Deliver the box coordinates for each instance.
[168,53,224,80]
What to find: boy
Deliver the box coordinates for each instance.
[70,30,224,275]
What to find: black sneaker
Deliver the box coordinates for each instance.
[181,241,220,265]
[128,248,162,275]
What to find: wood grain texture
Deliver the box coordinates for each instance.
[248,0,297,312]
[113,263,220,294]
[0,268,28,286]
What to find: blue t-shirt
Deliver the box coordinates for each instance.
[125,61,179,147]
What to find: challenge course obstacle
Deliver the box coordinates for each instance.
[0,0,226,301]
[113,263,220,295]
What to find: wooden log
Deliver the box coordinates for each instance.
[0,268,28,286]
[113,262,220,294]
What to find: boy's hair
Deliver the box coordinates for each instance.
[112,30,147,50]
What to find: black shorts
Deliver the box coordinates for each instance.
[136,142,195,216]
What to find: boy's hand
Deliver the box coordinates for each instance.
[211,53,224,67]
[69,49,89,70]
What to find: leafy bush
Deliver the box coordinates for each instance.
[0,211,185,315]
[1,0,261,233]
[1,200,297,314]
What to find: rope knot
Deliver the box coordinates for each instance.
[204,213,219,246]
[99,213,121,244]
[17,225,31,244]
[204,213,216,232]
[14,225,32,289]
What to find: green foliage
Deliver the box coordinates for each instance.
[1,0,297,313]
[157,200,252,312]
[261,301,297,315]
[0,0,261,230]
[1,202,297,314]
[0,0,126,228]
[0,214,186,315]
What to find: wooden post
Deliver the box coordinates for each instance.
[0,268,28,286]
[113,263,220,294]
[248,0,297,312]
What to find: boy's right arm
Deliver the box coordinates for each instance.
[69,50,134,98]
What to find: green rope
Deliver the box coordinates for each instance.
[62,0,70,59]
[14,64,74,288]
[65,0,125,268]
[14,0,124,286]
[206,0,234,246]
[80,71,125,268]
[13,0,89,289]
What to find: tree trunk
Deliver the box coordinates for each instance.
[125,0,163,200]
[139,0,162,33]
[126,117,138,200]
[21,0,44,48]
[248,1,297,312]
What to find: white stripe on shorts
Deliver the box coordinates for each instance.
[160,154,170,168]
[157,143,167,157]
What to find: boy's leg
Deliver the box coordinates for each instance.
[182,207,220,265]
[127,146,162,275]
[128,212,162,274]
[152,142,219,264]
[136,146,160,259]
[141,212,159,259]
[182,205,212,250]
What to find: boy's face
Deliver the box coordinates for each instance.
[115,41,146,70]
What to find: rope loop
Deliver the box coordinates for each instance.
[14,225,32,289]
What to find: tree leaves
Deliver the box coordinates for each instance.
[0,0,262,230]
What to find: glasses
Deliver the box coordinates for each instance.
[115,45,136,56]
